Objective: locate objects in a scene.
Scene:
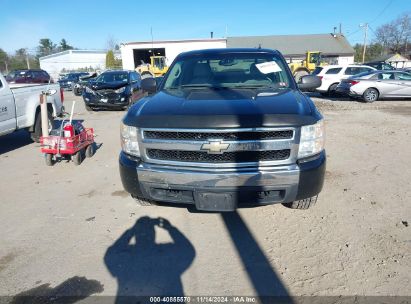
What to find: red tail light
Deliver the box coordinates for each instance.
[318,76,323,80]
[349,80,359,86]
[60,88,64,103]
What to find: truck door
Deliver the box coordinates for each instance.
[0,78,17,135]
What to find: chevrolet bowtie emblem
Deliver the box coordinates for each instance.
[201,141,230,154]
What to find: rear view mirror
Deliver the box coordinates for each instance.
[298,75,322,91]
[141,77,157,94]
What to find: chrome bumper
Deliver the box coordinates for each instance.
[136,162,300,204]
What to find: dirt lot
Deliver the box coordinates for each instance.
[0,93,410,302]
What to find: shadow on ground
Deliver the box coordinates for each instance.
[104,216,195,303]
[0,130,33,155]
[10,276,104,304]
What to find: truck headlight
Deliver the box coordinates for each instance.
[114,86,126,94]
[85,86,95,94]
[121,122,140,157]
[298,119,325,159]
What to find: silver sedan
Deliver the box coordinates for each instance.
[336,70,411,102]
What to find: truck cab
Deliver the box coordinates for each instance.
[120,48,325,211]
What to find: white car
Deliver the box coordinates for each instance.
[313,65,376,96]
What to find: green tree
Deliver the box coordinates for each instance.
[38,38,57,57]
[59,39,73,51]
[106,50,116,69]
[354,43,385,62]
[0,48,9,73]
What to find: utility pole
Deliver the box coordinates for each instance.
[361,23,368,63]
[25,48,30,69]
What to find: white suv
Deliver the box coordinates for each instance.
[313,65,376,96]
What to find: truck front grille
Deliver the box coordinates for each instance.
[147,149,291,163]
[140,128,297,168]
[144,130,293,141]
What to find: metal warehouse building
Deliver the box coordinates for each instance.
[121,33,354,69]
[120,38,226,70]
[39,50,121,80]
[227,33,355,65]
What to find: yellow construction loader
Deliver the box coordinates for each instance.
[288,51,326,82]
[136,56,168,78]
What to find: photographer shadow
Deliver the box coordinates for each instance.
[104,217,195,302]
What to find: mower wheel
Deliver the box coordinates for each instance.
[45,153,55,166]
[85,143,95,158]
[73,149,84,165]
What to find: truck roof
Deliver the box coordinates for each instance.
[177,48,282,58]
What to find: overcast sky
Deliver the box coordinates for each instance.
[0,0,409,54]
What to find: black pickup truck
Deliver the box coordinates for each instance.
[119,48,325,211]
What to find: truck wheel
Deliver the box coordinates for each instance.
[131,195,156,206]
[73,149,84,165]
[294,70,309,83]
[73,87,82,96]
[282,195,318,210]
[363,88,379,103]
[85,143,95,158]
[31,110,53,143]
[45,153,55,166]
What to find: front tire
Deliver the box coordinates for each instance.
[294,70,309,83]
[131,195,156,206]
[31,110,53,143]
[45,153,55,166]
[282,195,318,210]
[85,143,95,158]
[72,149,84,165]
[363,88,379,103]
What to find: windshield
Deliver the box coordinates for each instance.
[61,74,77,80]
[95,72,128,83]
[163,53,292,91]
[309,53,321,65]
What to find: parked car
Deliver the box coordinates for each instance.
[336,70,411,102]
[83,70,145,111]
[0,74,64,142]
[6,69,52,84]
[58,72,88,90]
[73,72,98,96]
[364,61,396,70]
[120,48,325,211]
[314,65,376,96]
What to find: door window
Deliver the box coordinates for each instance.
[396,73,411,80]
[378,73,395,80]
[325,68,342,74]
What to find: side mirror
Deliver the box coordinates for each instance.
[46,89,57,96]
[141,77,157,94]
[298,75,322,91]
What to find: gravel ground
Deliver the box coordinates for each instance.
[0,93,410,302]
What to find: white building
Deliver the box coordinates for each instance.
[120,38,227,70]
[121,34,355,70]
[39,50,121,80]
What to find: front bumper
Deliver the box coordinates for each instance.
[119,151,326,210]
[83,92,129,108]
[58,82,73,90]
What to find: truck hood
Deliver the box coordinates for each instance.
[124,88,321,128]
[88,81,128,90]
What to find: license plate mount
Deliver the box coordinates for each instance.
[194,191,237,212]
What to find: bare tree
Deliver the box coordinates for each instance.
[375,13,411,54]
[106,35,118,51]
